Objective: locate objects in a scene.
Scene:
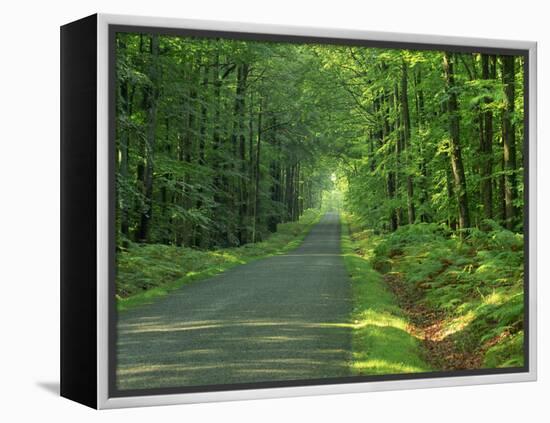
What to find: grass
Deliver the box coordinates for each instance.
[370,220,524,369]
[340,214,431,375]
[116,209,322,312]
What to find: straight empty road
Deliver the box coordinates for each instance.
[116,212,352,390]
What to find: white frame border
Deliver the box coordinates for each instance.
[96,13,537,409]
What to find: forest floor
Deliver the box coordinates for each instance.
[116,212,353,390]
[115,210,523,390]
[344,214,524,372]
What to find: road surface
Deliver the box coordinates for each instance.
[117,212,352,390]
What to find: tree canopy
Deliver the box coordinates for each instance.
[115,33,525,249]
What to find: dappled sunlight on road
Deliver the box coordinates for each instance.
[117,316,353,389]
[116,213,354,391]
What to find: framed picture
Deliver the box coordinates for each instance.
[60,13,537,409]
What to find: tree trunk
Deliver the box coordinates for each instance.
[445,164,457,230]
[382,90,397,231]
[248,91,255,224]
[117,37,132,245]
[401,59,415,224]
[393,84,404,227]
[480,54,495,221]
[232,63,249,244]
[285,164,294,221]
[294,162,301,220]
[499,156,507,222]
[502,55,517,230]
[443,52,470,230]
[211,50,224,245]
[160,118,172,244]
[180,59,197,246]
[413,65,429,223]
[137,34,160,242]
[252,100,262,242]
[268,116,280,233]
[193,62,210,247]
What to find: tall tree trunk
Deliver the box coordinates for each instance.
[502,55,518,230]
[198,64,208,170]
[499,156,507,221]
[285,164,294,221]
[248,91,255,223]
[413,65,429,223]
[445,164,457,230]
[231,63,249,244]
[393,84,404,227]
[181,59,197,246]
[268,116,281,233]
[443,52,470,230]
[252,100,262,242]
[401,59,415,224]
[193,62,210,247]
[480,54,495,221]
[382,90,397,231]
[117,37,132,245]
[211,50,224,245]
[294,162,301,220]
[137,34,160,242]
[160,118,172,244]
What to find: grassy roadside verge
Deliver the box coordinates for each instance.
[116,209,322,312]
[341,213,431,375]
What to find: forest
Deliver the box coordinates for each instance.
[115,32,525,371]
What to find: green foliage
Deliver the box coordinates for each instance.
[115,30,526,372]
[341,215,430,375]
[484,331,524,368]
[372,221,524,368]
[116,34,336,252]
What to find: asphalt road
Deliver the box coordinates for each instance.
[116,212,352,390]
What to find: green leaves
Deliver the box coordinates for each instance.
[370,220,524,368]
[114,33,525,372]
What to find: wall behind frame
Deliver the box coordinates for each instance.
[0,0,545,422]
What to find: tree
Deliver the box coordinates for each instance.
[137,34,160,242]
[443,52,470,230]
[114,34,524,253]
[480,54,495,220]
[401,59,415,224]
[502,55,518,230]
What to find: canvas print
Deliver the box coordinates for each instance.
[113,30,526,392]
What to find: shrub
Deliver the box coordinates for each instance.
[372,222,524,368]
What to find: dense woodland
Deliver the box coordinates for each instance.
[115,33,524,249]
[115,33,526,370]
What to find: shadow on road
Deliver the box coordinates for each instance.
[116,212,352,390]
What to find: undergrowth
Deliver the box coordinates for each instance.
[368,219,525,369]
[341,215,430,375]
[116,209,321,311]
